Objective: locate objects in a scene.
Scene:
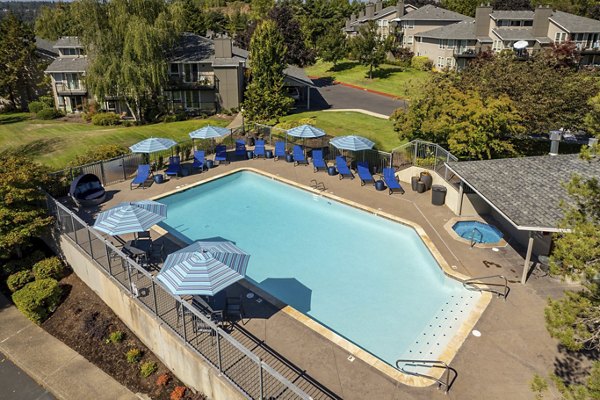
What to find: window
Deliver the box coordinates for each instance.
[184,91,201,109]
[184,64,199,82]
[554,32,567,44]
[172,91,182,102]
[524,20,533,26]
[492,40,503,51]
[170,64,179,76]
[439,39,447,49]
[64,73,80,89]
[406,35,413,44]
[403,20,414,29]
[446,57,454,68]
[437,56,445,68]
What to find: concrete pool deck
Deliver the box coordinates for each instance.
[68,157,571,400]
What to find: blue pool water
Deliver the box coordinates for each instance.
[158,171,480,366]
[452,221,503,244]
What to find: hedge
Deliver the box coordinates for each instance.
[28,101,48,114]
[91,112,120,126]
[32,257,65,280]
[411,56,433,71]
[12,278,62,324]
[0,250,46,277]
[7,270,34,293]
[36,108,63,120]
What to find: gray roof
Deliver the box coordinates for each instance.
[395,5,470,22]
[492,28,535,41]
[53,36,82,48]
[550,10,600,33]
[45,56,88,73]
[416,20,476,40]
[35,37,58,58]
[446,154,600,231]
[490,10,534,20]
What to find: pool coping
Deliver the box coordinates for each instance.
[443,217,508,249]
[149,167,492,388]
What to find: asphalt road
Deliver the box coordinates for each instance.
[0,352,54,400]
[309,78,407,116]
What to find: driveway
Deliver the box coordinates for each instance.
[308,78,407,117]
[0,351,54,400]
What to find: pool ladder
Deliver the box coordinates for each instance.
[395,359,454,394]
[468,227,483,248]
[310,179,326,191]
[463,275,509,300]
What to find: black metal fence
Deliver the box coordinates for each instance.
[46,195,311,400]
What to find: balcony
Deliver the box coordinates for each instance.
[55,82,87,95]
[575,41,600,53]
[453,48,478,58]
[166,74,216,90]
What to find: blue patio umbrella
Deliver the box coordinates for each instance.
[157,241,250,296]
[189,125,231,151]
[286,124,326,148]
[129,137,177,154]
[93,200,167,236]
[330,135,375,161]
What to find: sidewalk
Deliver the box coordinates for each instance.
[0,294,138,400]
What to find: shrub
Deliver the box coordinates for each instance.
[391,47,414,68]
[32,257,65,280]
[105,330,124,344]
[156,373,170,387]
[411,56,433,71]
[12,278,62,324]
[91,112,120,126]
[0,250,46,277]
[126,348,142,363]
[170,386,186,400]
[38,95,55,108]
[7,270,34,292]
[36,108,63,120]
[122,120,136,127]
[68,144,128,166]
[140,361,158,378]
[28,101,48,114]
[163,114,178,123]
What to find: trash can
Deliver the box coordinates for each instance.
[247,150,254,160]
[420,171,433,190]
[266,150,273,159]
[153,174,164,184]
[431,184,447,205]
[286,154,294,163]
[247,137,255,147]
[417,181,426,193]
[206,160,214,169]
[375,180,385,191]
[411,176,420,191]
[328,166,337,176]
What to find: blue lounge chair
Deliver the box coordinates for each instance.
[293,145,308,166]
[336,156,354,180]
[312,149,327,172]
[214,145,228,164]
[192,150,205,172]
[383,167,405,195]
[235,140,246,158]
[274,141,286,161]
[165,156,181,178]
[254,139,266,158]
[130,164,153,190]
[357,161,375,186]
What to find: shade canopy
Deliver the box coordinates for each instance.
[286,124,326,139]
[330,135,375,151]
[157,241,250,296]
[93,200,167,236]
[129,138,177,153]
[189,125,231,139]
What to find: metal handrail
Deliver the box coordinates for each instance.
[469,227,483,248]
[463,275,509,300]
[395,359,451,393]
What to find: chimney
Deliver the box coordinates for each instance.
[359,9,365,19]
[375,0,383,13]
[475,4,493,38]
[532,5,552,38]
[549,130,561,155]
[366,3,375,19]
[396,0,405,17]
[214,37,232,58]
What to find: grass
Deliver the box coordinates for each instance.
[276,111,404,151]
[0,113,230,170]
[305,59,430,99]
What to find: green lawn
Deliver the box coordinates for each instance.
[305,59,430,99]
[275,111,403,151]
[0,113,230,170]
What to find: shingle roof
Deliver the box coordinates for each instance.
[550,10,600,33]
[490,10,534,20]
[492,28,535,41]
[446,154,600,231]
[395,5,470,21]
[53,36,82,48]
[416,20,476,40]
[45,56,88,73]
[35,37,58,58]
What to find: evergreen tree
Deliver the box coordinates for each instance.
[317,25,348,67]
[242,20,293,123]
[441,0,480,16]
[350,21,389,79]
[250,0,275,20]
[34,2,77,41]
[268,4,315,67]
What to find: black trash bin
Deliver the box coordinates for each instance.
[411,176,420,191]
[431,184,447,205]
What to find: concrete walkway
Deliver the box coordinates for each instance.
[0,295,137,400]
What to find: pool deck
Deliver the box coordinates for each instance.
[69,157,571,400]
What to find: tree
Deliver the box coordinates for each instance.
[394,79,524,159]
[0,13,41,111]
[584,94,600,137]
[34,3,78,41]
[250,0,275,20]
[0,155,52,259]
[441,0,480,16]
[242,20,293,123]
[268,4,315,67]
[350,21,389,79]
[491,0,532,10]
[317,25,347,67]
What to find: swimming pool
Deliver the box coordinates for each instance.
[157,171,483,370]
[452,221,503,244]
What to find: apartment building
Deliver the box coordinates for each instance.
[344,0,417,38]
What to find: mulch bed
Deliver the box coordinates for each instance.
[42,273,206,400]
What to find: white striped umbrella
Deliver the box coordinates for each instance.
[93,201,167,236]
[129,137,177,154]
[330,135,375,161]
[157,241,250,296]
[188,126,231,139]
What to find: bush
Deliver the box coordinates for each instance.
[411,56,433,71]
[28,101,48,114]
[38,95,55,108]
[170,386,186,400]
[140,361,158,378]
[32,257,65,280]
[391,47,414,68]
[0,250,46,277]
[36,108,63,120]
[163,114,178,123]
[12,278,62,324]
[91,112,120,126]
[105,330,124,344]
[126,348,142,363]
[156,373,170,387]
[68,144,128,166]
[122,120,136,127]
[7,270,34,292]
